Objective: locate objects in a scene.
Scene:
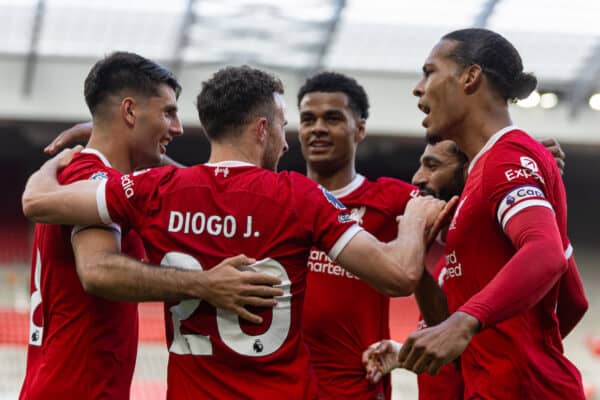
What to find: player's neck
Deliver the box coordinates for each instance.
[86,129,134,173]
[207,142,259,167]
[307,163,356,191]
[454,108,512,161]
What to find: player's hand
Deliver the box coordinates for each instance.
[401,196,446,236]
[44,122,92,155]
[199,255,284,324]
[362,340,403,384]
[398,311,479,376]
[540,138,565,175]
[426,195,459,246]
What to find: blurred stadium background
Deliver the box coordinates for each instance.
[0,0,599,398]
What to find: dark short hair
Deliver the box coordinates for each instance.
[446,141,468,165]
[196,66,284,140]
[297,71,370,119]
[442,28,537,102]
[84,51,181,116]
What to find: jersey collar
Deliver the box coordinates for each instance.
[204,160,256,167]
[81,148,112,167]
[329,174,365,199]
[467,125,518,175]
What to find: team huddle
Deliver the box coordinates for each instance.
[19,28,587,399]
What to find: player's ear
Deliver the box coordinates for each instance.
[121,97,136,127]
[256,117,268,143]
[355,118,366,144]
[463,64,483,95]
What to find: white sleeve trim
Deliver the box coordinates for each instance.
[564,243,573,259]
[328,224,363,261]
[501,199,554,230]
[71,225,122,252]
[96,179,113,225]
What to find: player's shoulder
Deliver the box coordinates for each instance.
[373,176,418,194]
[59,151,118,184]
[486,128,555,173]
[493,129,548,159]
[365,176,418,211]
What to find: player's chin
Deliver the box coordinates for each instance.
[425,131,443,145]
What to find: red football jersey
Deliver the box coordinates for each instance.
[98,161,362,399]
[303,175,417,399]
[20,149,143,400]
[443,127,584,399]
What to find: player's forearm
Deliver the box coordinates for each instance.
[414,270,449,327]
[388,216,428,294]
[77,252,199,302]
[459,208,567,328]
[557,257,588,338]
[23,156,103,225]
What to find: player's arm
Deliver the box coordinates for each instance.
[336,196,447,296]
[394,205,567,376]
[414,269,449,327]
[22,149,103,225]
[556,256,588,338]
[540,138,566,175]
[72,227,283,324]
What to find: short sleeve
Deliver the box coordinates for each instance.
[96,166,177,232]
[481,142,553,231]
[290,173,362,260]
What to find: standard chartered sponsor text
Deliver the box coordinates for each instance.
[308,250,359,280]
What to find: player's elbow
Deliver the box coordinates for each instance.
[76,259,106,296]
[383,265,421,297]
[22,191,45,222]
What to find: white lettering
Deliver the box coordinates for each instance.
[121,175,135,198]
[223,216,236,238]
[191,212,206,234]
[168,211,184,232]
[165,211,251,238]
[243,216,253,238]
[207,216,222,236]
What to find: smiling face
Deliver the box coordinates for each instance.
[411,140,465,201]
[413,39,469,145]
[129,83,183,168]
[298,91,365,173]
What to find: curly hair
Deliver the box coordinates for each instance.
[442,28,537,102]
[84,51,181,116]
[196,66,284,140]
[297,71,370,119]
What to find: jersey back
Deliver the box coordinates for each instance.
[100,163,361,399]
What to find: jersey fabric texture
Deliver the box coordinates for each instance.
[442,127,584,399]
[98,161,362,399]
[303,174,417,399]
[20,149,143,400]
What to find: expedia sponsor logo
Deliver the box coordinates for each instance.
[307,249,359,280]
[121,174,134,198]
[504,156,544,184]
[520,156,538,172]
